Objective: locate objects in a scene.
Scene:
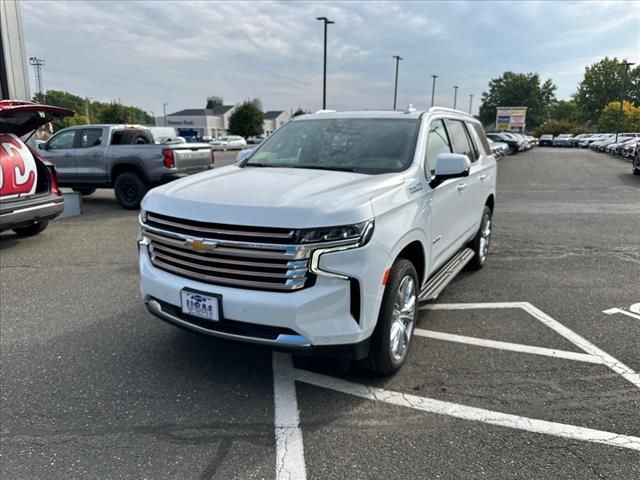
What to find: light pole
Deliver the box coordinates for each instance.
[316,16,335,110]
[430,75,438,107]
[615,60,635,143]
[150,111,156,126]
[163,103,168,127]
[85,97,92,124]
[453,86,459,109]
[468,94,474,114]
[392,55,403,110]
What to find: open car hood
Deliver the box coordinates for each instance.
[0,100,74,137]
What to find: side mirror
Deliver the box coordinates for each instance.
[236,148,253,162]
[431,153,470,186]
[38,142,47,150]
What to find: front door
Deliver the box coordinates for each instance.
[43,129,77,184]
[425,118,470,271]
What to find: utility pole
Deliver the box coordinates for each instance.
[163,103,168,127]
[453,86,459,109]
[84,97,92,123]
[468,94,474,114]
[28,57,45,94]
[392,55,403,110]
[430,75,438,107]
[316,16,335,110]
[615,60,635,143]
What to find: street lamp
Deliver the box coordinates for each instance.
[163,103,168,127]
[468,94,474,114]
[453,86,459,109]
[392,55,403,110]
[316,16,335,110]
[615,60,636,143]
[430,75,438,107]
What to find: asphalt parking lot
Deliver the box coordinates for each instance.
[1,148,639,479]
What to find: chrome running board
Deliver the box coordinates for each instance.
[418,248,475,303]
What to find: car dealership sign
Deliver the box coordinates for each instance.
[496,107,527,132]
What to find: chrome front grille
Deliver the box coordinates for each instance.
[143,213,311,291]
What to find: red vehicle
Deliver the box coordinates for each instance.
[0,100,74,236]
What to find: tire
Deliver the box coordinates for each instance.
[72,187,96,196]
[114,172,147,210]
[467,205,492,270]
[634,154,640,176]
[13,220,49,237]
[364,259,418,375]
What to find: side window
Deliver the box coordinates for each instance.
[78,128,103,148]
[424,119,452,177]
[469,123,492,157]
[48,130,76,150]
[445,119,477,162]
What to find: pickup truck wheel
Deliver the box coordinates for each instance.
[13,220,49,237]
[467,205,492,270]
[114,172,147,210]
[365,259,418,375]
[72,187,96,196]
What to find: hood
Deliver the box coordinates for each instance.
[0,100,74,136]
[142,165,405,228]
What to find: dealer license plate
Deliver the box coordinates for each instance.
[181,290,220,321]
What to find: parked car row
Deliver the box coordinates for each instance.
[485,132,537,156]
[581,132,640,176]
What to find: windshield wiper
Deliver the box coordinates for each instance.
[288,165,360,173]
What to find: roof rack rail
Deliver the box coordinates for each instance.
[427,106,474,117]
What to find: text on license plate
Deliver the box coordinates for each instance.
[181,290,220,321]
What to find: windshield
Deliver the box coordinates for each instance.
[245,118,420,174]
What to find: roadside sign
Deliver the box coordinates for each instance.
[496,107,527,132]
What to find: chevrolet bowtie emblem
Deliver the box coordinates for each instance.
[185,238,218,252]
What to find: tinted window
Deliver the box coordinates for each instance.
[48,130,75,150]
[247,118,420,174]
[425,119,452,177]
[469,123,491,156]
[79,128,102,148]
[445,119,477,161]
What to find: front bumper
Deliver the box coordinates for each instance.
[0,194,64,232]
[138,237,389,351]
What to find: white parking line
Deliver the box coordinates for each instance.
[294,367,640,452]
[273,352,307,480]
[421,302,640,390]
[603,307,640,321]
[414,328,603,364]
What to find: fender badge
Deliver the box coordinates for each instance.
[185,238,218,252]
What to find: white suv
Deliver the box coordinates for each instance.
[138,107,497,374]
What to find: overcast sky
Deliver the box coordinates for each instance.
[21,0,640,115]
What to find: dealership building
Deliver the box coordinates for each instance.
[165,107,290,140]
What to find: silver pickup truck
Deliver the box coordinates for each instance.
[39,125,214,209]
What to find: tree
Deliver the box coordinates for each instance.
[251,98,263,111]
[532,119,587,138]
[478,72,557,130]
[206,96,223,109]
[575,57,640,124]
[597,101,640,132]
[292,108,306,117]
[228,101,264,138]
[550,100,580,123]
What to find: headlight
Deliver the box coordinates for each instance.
[294,220,374,245]
[139,209,147,224]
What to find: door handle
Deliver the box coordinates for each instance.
[63,154,73,158]
[456,183,466,192]
[480,174,488,181]
[91,153,101,157]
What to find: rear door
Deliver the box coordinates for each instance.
[42,129,77,183]
[74,127,107,183]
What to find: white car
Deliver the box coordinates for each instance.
[138,107,497,374]
[210,135,247,151]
